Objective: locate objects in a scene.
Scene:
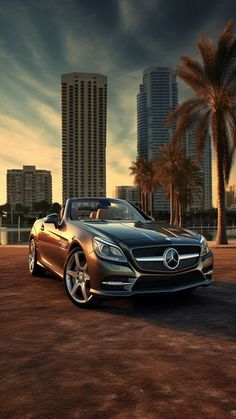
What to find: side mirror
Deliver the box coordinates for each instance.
[44,213,60,228]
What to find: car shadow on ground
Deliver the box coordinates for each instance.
[95,281,236,340]
[32,270,236,340]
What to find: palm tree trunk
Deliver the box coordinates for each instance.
[144,192,148,214]
[179,204,182,227]
[212,113,228,245]
[150,191,154,217]
[215,150,228,244]
[142,192,146,213]
[141,190,144,211]
[170,181,174,224]
[141,187,145,212]
[174,197,179,226]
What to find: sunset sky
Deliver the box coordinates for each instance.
[0,0,236,206]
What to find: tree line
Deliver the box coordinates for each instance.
[130,142,202,226]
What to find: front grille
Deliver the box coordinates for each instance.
[132,270,205,291]
[132,245,201,272]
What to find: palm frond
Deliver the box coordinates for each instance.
[175,67,208,97]
[180,56,205,80]
[198,33,217,82]
[215,20,235,84]
[166,97,207,127]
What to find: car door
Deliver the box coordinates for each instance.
[38,220,69,277]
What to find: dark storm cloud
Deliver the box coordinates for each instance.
[75,0,120,30]
[60,0,236,70]
[2,0,236,74]
[0,0,236,202]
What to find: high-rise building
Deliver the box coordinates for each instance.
[185,129,212,210]
[61,72,107,204]
[7,165,52,211]
[137,67,178,211]
[225,184,236,209]
[115,186,141,206]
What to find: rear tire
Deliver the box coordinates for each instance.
[29,238,45,276]
[64,247,100,309]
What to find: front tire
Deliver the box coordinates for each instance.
[64,248,99,308]
[29,238,45,276]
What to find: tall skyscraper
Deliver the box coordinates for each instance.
[7,165,52,211]
[185,129,212,210]
[137,67,178,211]
[61,72,107,204]
[115,186,141,206]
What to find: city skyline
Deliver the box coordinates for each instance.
[0,1,236,206]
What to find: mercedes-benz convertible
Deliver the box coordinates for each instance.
[29,197,213,308]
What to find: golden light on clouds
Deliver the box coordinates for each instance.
[0,113,61,204]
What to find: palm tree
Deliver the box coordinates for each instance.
[166,21,236,244]
[129,157,159,216]
[174,157,202,226]
[129,157,148,212]
[154,141,183,224]
[142,160,159,217]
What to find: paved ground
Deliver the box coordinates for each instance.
[0,247,235,419]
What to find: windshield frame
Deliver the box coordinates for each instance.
[67,198,149,223]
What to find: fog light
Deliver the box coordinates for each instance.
[102,281,125,286]
[102,281,131,286]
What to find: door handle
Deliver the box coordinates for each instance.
[41,224,45,231]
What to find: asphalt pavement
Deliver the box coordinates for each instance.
[0,246,236,419]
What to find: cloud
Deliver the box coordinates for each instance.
[29,100,61,131]
[0,0,236,207]
[0,114,61,203]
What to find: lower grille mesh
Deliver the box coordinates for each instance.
[132,271,205,291]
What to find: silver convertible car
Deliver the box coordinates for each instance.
[29,197,214,308]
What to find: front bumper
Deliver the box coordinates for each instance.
[87,249,214,297]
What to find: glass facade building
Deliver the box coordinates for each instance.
[137,67,178,211]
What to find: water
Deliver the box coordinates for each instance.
[0,227,31,245]
[188,227,236,241]
[0,226,236,245]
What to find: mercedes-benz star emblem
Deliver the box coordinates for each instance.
[163,248,179,270]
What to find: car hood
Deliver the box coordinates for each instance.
[76,220,201,247]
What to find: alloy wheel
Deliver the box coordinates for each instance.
[29,239,35,273]
[65,250,93,304]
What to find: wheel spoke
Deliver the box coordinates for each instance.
[82,262,88,272]
[67,269,77,278]
[74,252,81,270]
[84,272,90,281]
[71,282,79,296]
[80,282,88,301]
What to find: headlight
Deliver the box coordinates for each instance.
[200,235,210,256]
[93,237,127,262]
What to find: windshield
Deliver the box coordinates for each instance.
[69,198,146,222]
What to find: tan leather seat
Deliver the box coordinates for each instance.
[96,208,113,220]
[90,210,97,219]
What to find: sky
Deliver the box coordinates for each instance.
[0,0,236,206]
